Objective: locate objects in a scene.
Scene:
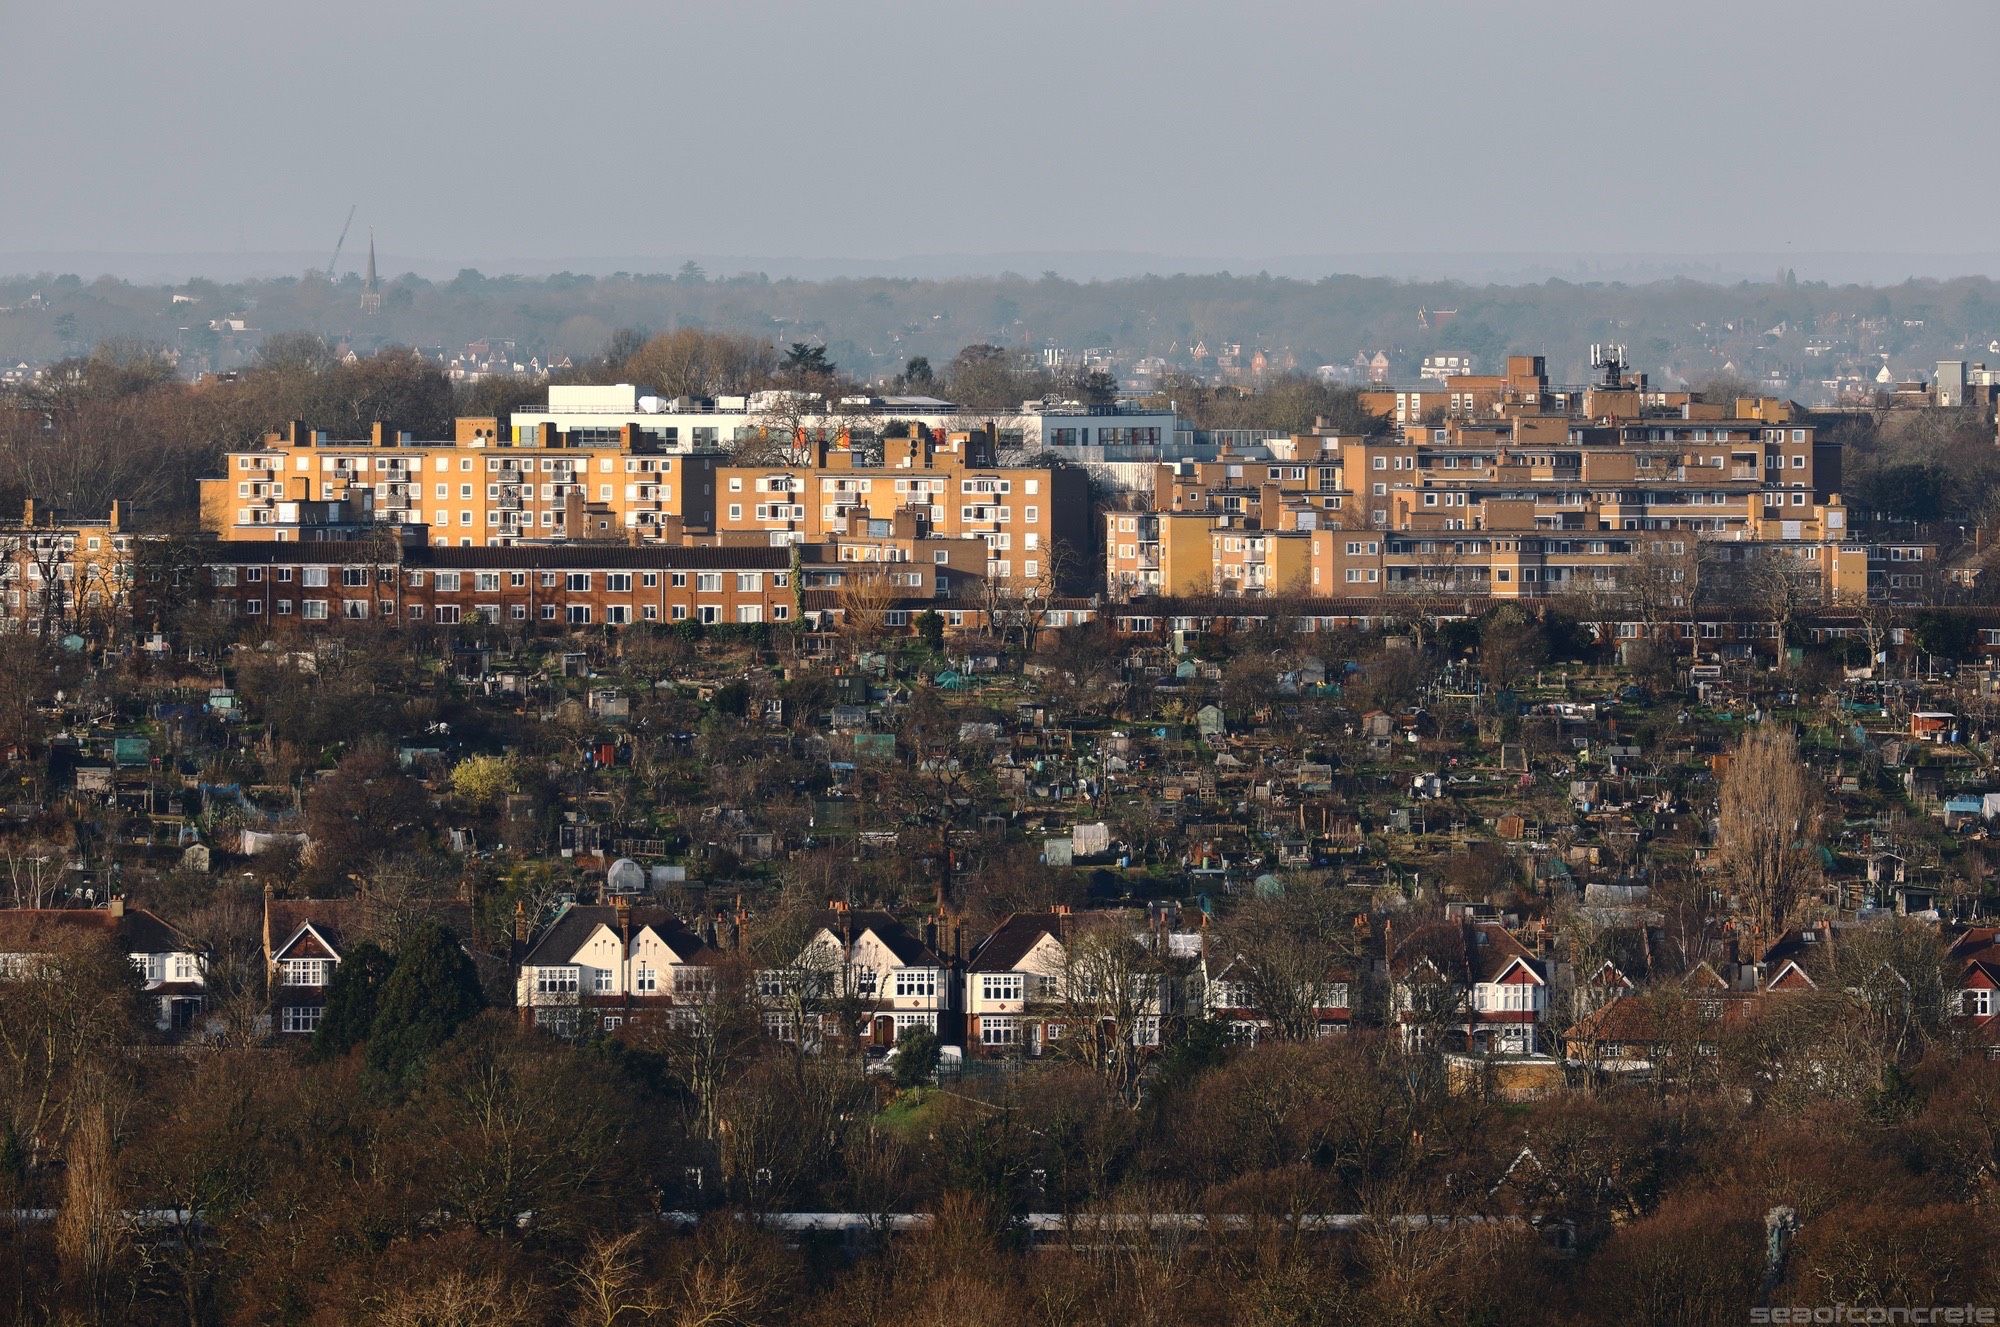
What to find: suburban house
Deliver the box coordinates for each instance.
[514,899,721,1035]
[963,906,1196,1059]
[1388,918,1548,1055]
[964,911,1070,1056]
[1947,927,2000,1053]
[763,905,956,1048]
[0,899,207,1034]
[262,889,477,1037]
[1202,952,1353,1041]
[1561,962,1762,1075]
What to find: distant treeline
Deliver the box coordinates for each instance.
[7,267,2000,385]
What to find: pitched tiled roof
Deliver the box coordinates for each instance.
[814,910,942,967]
[0,906,195,955]
[197,542,793,571]
[418,545,792,571]
[519,905,712,967]
[1389,919,1544,986]
[968,913,1062,973]
[266,896,476,960]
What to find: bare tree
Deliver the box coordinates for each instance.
[834,563,902,647]
[1038,915,1167,1100]
[1384,536,1469,652]
[982,540,1075,655]
[1213,876,1369,1042]
[1715,724,1822,952]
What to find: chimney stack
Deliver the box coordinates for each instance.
[514,899,531,944]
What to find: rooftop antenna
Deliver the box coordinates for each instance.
[1592,342,1628,389]
[325,205,357,281]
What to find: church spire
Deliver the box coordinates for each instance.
[360,229,382,313]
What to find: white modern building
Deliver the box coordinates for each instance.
[508,384,1189,466]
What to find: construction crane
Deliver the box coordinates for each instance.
[325,205,357,281]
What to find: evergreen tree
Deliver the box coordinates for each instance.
[365,922,484,1083]
[310,940,393,1060]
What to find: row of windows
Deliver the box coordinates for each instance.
[226,598,789,626]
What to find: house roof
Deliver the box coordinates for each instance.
[1565,986,1761,1046]
[519,905,713,967]
[199,542,795,571]
[968,913,1062,973]
[1389,919,1544,986]
[813,910,942,967]
[265,895,476,961]
[1947,927,2000,966]
[1760,922,1840,971]
[0,905,196,956]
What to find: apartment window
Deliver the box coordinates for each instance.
[634,965,659,994]
[282,958,329,986]
[434,573,460,592]
[605,572,632,592]
[671,572,688,587]
[301,600,328,620]
[435,605,461,624]
[697,572,722,592]
[566,572,591,592]
[894,970,937,998]
[567,605,592,625]
[302,566,328,588]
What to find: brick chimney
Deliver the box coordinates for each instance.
[513,899,531,944]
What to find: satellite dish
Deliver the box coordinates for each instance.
[606,858,645,895]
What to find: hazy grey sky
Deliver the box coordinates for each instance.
[4,0,1997,274]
